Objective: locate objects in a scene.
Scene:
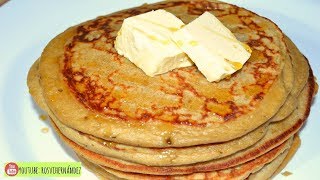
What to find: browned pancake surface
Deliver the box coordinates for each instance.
[64,1,283,124]
[76,140,291,180]
[48,71,314,175]
[36,0,290,147]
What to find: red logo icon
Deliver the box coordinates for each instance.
[5,162,19,176]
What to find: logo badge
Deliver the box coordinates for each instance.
[4,162,19,176]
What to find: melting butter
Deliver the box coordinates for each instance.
[114,9,192,77]
[172,12,252,82]
[114,9,252,81]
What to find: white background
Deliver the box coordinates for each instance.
[0,0,319,179]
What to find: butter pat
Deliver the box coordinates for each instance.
[172,12,252,82]
[115,10,192,77]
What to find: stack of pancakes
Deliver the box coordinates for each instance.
[27,0,317,179]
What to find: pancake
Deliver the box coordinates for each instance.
[270,37,310,122]
[27,59,49,112]
[27,39,299,167]
[29,37,301,167]
[247,146,288,180]
[48,73,314,175]
[249,135,301,179]
[28,59,269,166]
[35,0,290,147]
[76,138,291,180]
[27,0,317,179]
[53,117,268,166]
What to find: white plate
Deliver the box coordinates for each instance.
[0,0,319,179]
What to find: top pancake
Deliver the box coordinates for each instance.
[37,0,289,147]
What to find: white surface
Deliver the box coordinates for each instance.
[0,0,319,179]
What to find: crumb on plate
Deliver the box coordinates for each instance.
[39,114,47,121]
[41,127,49,133]
[281,171,293,177]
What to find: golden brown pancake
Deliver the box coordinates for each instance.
[48,73,314,175]
[76,139,291,180]
[271,135,301,177]
[270,37,310,122]
[28,36,307,169]
[53,117,268,166]
[248,135,300,179]
[29,59,269,167]
[34,0,290,147]
[42,37,307,167]
[26,0,317,179]
[27,52,314,170]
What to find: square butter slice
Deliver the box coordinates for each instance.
[114,10,192,77]
[172,12,252,82]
